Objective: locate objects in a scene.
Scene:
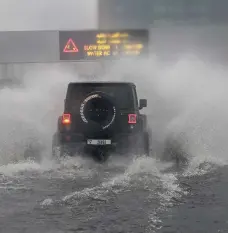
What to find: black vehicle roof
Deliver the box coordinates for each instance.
[68,81,135,87]
[65,81,138,109]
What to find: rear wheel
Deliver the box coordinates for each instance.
[131,131,151,156]
[52,144,63,158]
[52,143,75,158]
[52,133,63,158]
[143,131,150,156]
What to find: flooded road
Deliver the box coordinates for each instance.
[1,56,228,232]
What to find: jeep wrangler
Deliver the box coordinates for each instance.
[52,82,151,161]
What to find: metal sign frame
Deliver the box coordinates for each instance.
[59,29,149,61]
[0,29,149,64]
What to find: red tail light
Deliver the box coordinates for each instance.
[128,114,137,124]
[62,113,71,125]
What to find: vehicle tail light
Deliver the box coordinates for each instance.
[62,113,71,125]
[128,114,137,124]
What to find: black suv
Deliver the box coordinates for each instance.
[52,82,150,161]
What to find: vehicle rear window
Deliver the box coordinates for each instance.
[66,83,135,110]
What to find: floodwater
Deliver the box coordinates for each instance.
[1,55,228,233]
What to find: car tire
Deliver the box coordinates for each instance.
[52,145,64,158]
[132,131,150,156]
[52,133,63,158]
[79,91,117,131]
[143,131,150,156]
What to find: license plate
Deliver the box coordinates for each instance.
[87,139,111,145]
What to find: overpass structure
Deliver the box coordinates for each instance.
[0,29,149,80]
[0,30,60,80]
[1,0,228,80]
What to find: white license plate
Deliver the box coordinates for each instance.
[87,139,111,145]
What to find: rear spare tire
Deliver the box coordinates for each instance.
[79,92,116,130]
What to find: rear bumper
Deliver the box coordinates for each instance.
[56,132,144,153]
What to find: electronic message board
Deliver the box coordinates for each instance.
[59,29,149,61]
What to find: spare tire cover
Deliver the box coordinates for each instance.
[79,92,116,130]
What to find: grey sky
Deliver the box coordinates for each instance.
[0,0,97,31]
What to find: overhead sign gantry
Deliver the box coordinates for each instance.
[0,29,149,63]
[59,29,149,61]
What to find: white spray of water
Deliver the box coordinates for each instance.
[0,39,226,232]
[1,54,228,176]
[102,55,228,173]
[0,2,226,231]
[0,64,78,167]
[0,0,98,173]
[1,53,225,231]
